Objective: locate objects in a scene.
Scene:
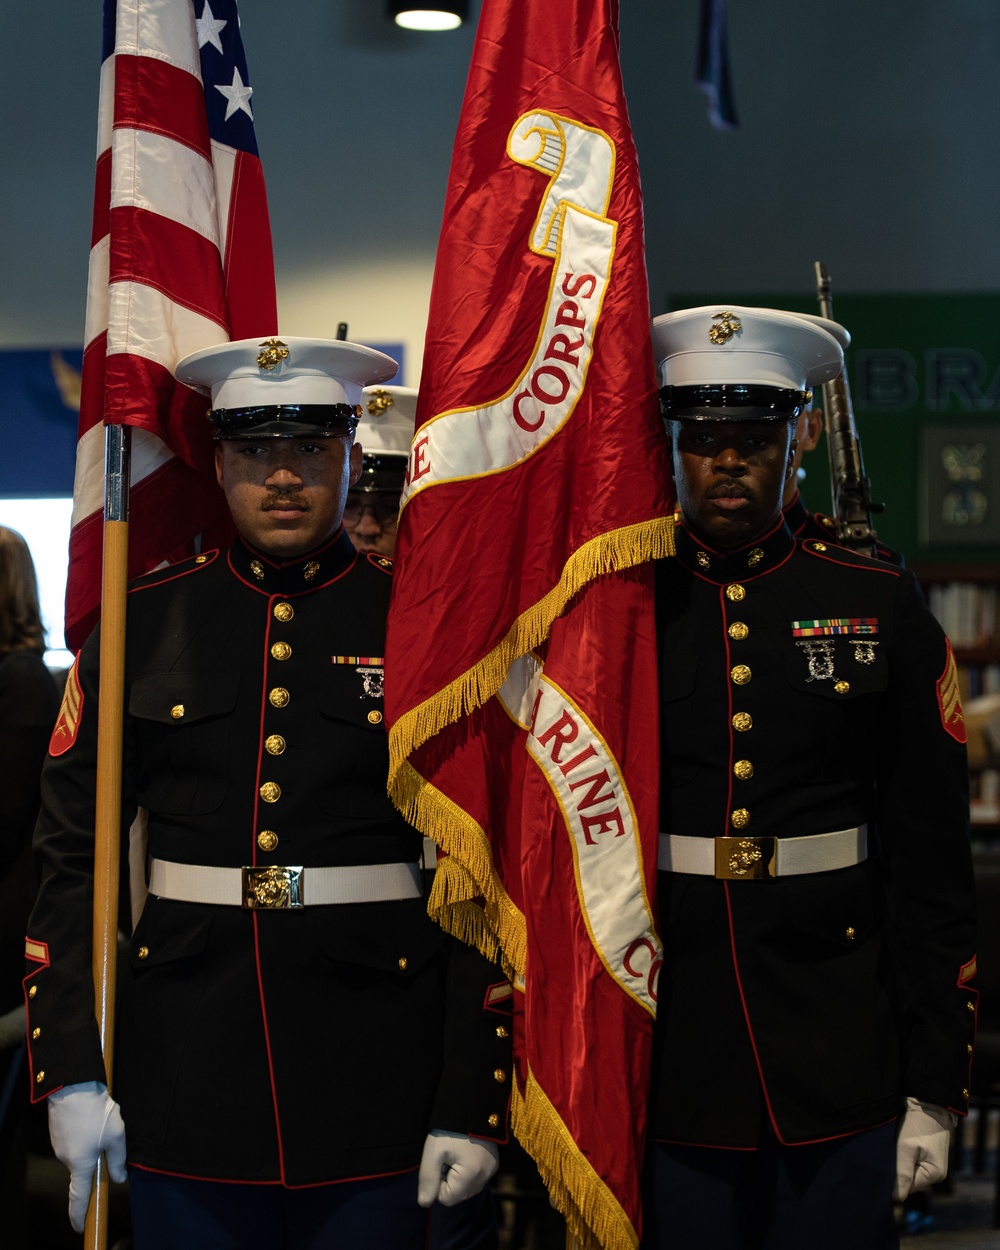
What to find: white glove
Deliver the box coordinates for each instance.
[47,1081,128,1232]
[417,1129,499,1208]
[894,1096,957,1201]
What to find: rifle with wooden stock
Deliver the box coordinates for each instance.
[814,261,883,558]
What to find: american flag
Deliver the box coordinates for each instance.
[65,0,276,652]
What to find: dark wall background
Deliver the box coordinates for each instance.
[1,0,997,560]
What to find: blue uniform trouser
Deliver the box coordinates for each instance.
[128,1167,432,1250]
[641,1121,899,1250]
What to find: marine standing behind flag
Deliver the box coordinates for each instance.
[65,0,277,653]
[385,2,674,1247]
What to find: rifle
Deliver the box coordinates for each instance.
[813,261,882,557]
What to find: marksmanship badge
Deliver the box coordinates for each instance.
[331,655,385,699]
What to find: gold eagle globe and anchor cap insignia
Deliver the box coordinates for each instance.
[366,388,395,416]
[257,338,290,371]
[708,311,742,345]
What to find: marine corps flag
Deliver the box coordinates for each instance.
[385,2,673,1246]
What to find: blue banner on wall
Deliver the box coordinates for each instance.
[0,349,83,497]
[0,342,405,499]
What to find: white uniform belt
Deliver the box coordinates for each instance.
[657,825,867,880]
[148,858,423,909]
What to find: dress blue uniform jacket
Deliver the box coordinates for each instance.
[25,529,511,1185]
[652,519,976,1149]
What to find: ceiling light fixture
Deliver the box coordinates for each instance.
[388,3,469,31]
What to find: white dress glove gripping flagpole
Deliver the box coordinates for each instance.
[894,1096,957,1201]
[417,1130,500,1207]
[47,1080,128,1232]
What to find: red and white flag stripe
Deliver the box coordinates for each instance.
[66,0,276,651]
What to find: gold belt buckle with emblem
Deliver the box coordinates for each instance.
[242,865,304,909]
[714,837,776,880]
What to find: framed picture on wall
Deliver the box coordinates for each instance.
[921,422,1000,545]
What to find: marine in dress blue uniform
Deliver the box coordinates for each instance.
[25,338,512,1247]
[643,308,976,1250]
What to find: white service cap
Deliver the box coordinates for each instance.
[353,385,416,493]
[175,336,399,437]
[359,386,416,458]
[651,306,846,420]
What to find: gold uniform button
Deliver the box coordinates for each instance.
[170,704,185,720]
[731,665,752,685]
[496,1025,509,1039]
[728,622,749,641]
[138,946,149,960]
[732,712,752,732]
[834,680,850,695]
[398,957,408,972]
[733,760,754,781]
[28,986,37,999]
[271,641,292,661]
[260,781,281,803]
[488,1114,500,1128]
[726,584,746,602]
[731,808,750,829]
[32,1027,40,1040]
[273,602,294,622]
[269,688,290,708]
[493,1068,507,1083]
[36,1071,45,1084]
[367,710,383,725]
[258,830,278,853]
[265,734,286,755]
[845,927,856,941]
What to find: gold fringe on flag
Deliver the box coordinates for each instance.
[388,515,674,790]
[392,756,527,980]
[388,517,673,1249]
[513,1071,639,1250]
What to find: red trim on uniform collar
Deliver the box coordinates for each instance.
[674,515,795,584]
[228,528,358,596]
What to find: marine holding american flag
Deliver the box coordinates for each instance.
[25,339,512,1248]
[644,306,977,1250]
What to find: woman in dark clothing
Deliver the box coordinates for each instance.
[0,525,60,1247]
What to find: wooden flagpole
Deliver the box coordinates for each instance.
[84,425,131,1250]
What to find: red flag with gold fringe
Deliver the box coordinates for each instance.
[385,2,673,1246]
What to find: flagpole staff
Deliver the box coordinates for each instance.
[84,423,132,1250]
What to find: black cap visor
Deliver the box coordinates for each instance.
[354,454,408,494]
[210,404,362,440]
[660,385,809,422]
